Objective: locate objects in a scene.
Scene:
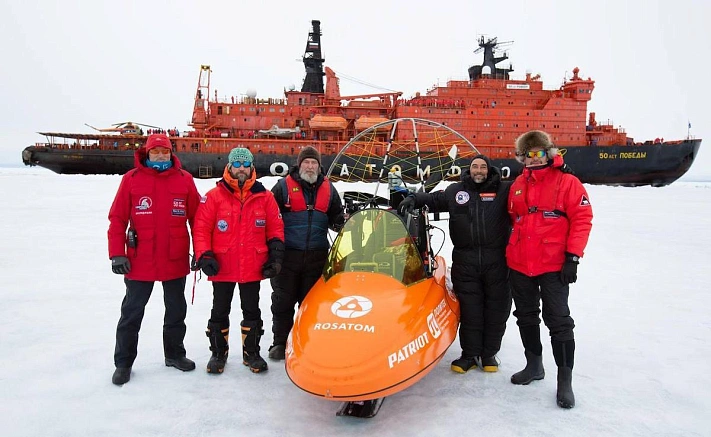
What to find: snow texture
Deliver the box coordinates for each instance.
[1,167,710,437]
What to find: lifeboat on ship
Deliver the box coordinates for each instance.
[308,114,348,130]
[354,116,390,131]
[285,207,460,403]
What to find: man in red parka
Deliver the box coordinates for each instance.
[192,147,284,374]
[108,133,200,385]
[506,130,593,409]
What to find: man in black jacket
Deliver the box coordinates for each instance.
[267,146,345,360]
[399,155,512,373]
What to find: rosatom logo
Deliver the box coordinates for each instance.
[331,296,373,319]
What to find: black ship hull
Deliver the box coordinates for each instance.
[22,139,701,187]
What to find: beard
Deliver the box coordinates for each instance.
[236,172,249,183]
[472,174,487,183]
[300,169,318,184]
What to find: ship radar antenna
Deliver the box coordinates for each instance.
[469,36,515,81]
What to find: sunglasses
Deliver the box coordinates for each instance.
[231,161,252,168]
[525,150,547,159]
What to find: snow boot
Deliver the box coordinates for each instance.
[165,356,196,371]
[268,344,286,361]
[511,325,545,385]
[478,355,500,372]
[510,351,545,384]
[112,367,131,385]
[552,339,575,409]
[206,322,229,374]
[241,320,268,373]
[451,355,478,373]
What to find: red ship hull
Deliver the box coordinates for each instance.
[20,20,701,187]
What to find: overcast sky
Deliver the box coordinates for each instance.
[1,0,709,178]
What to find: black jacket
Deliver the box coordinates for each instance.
[414,166,512,266]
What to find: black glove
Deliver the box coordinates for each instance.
[111,256,131,275]
[398,196,416,215]
[193,251,219,276]
[262,238,285,279]
[560,252,579,284]
[262,262,282,279]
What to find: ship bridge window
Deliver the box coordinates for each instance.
[269,108,275,112]
[279,108,285,113]
[217,106,223,115]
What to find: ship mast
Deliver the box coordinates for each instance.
[301,20,325,94]
[468,36,514,81]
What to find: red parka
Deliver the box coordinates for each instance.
[107,149,200,281]
[506,159,593,277]
[192,169,284,283]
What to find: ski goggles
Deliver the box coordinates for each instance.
[231,160,252,168]
[525,150,547,158]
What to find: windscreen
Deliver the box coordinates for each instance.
[323,209,426,285]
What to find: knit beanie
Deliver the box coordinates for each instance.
[297,146,321,166]
[514,130,559,163]
[470,154,492,168]
[228,147,254,164]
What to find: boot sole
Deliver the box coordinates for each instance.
[451,364,476,374]
[511,373,545,385]
[206,365,225,374]
[165,360,196,372]
[557,399,575,409]
[482,365,499,372]
[243,360,268,373]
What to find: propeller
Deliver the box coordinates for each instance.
[111,121,161,129]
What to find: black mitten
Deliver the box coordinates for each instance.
[111,256,131,275]
[560,252,579,284]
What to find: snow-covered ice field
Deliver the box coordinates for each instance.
[1,167,709,437]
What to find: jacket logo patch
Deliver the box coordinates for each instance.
[135,196,152,211]
[255,219,266,227]
[455,191,470,205]
[515,190,522,195]
[200,195,207,204]
[217,219,228,232]
[479,193,496,201]
[291,187,300,192]
[172,209,186,216]
[543,211,561,219]
[580,195,591,206]
[173,198,186,209]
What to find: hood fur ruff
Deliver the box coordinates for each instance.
[515,130,559,163]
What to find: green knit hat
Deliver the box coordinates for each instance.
[228,147,254,164]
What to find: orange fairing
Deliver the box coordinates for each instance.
[285,209,460,401]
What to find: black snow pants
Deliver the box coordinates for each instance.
[209,281,262,330]
[509,270,575,342]
[450,259,512,358]
[270,249,328,346]
[114,277,188,367]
